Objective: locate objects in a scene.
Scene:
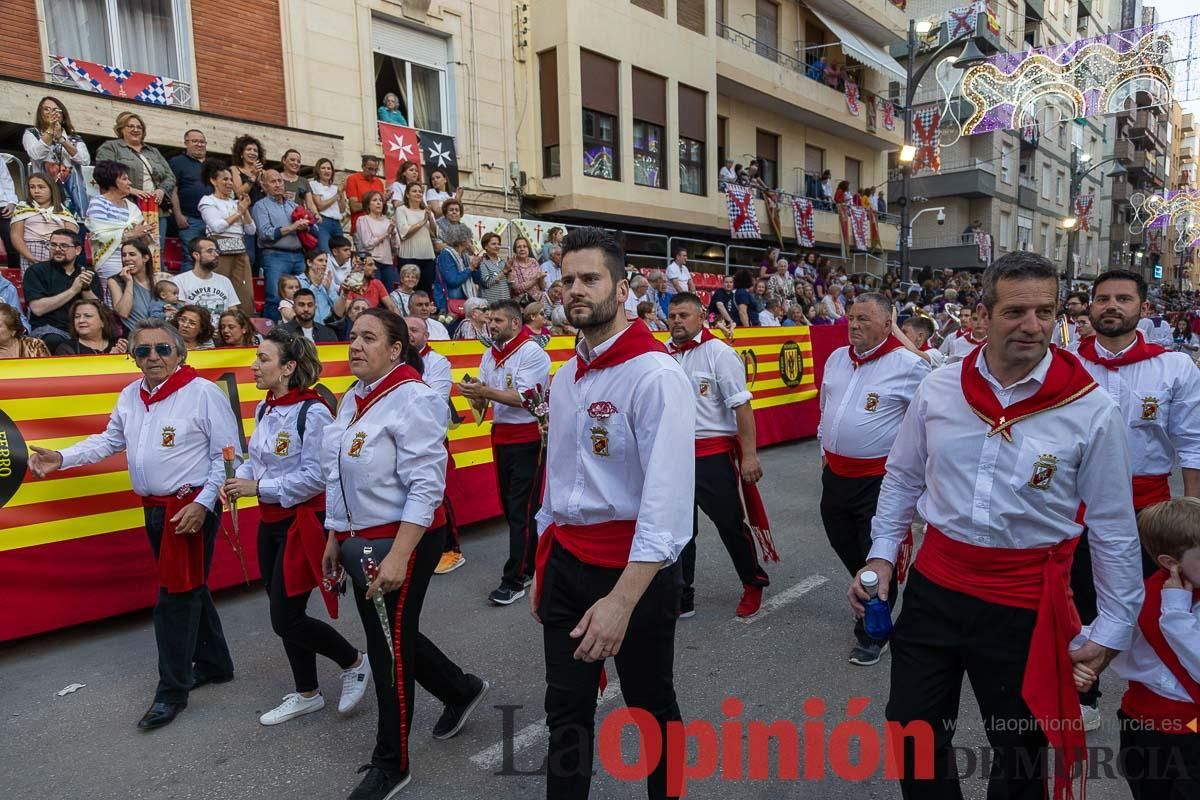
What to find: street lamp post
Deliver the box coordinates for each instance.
[897,20,988,281]
[1062,154,1126,288]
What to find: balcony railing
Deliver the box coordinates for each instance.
[888,158,995,182]
[911,233,979,249]
[47,56,194,109]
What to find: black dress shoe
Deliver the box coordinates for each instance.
[190,673,234,690]
[137,701,185,730]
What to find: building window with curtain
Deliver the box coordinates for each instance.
[632,68,666,189]
[755,129,779,191]
[678,84,707,196]
[581,50,620,181]
[46,0,194,104]
[373,53,447,133]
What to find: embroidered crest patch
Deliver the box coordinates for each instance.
[1141,396,1160,421]
[590,426,610,457]
[274,430,291,457]
[161,426,176,448]
[698,379,710,397]
[347,431,367,458]
[1028,454,1058,491]
[865,392,880,412]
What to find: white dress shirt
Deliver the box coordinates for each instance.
[426,318,450,341]
[1084,590,1200,703]
[1078,335,1200,477]
[541,259,561,285]
[672,334,752,438]
[535,327,695,565]
[1139,317,1175,348]
[944,331,984,360]
[921,345,946,369]
[869,348,1143,650]
[479,338,552,426]
[59,372,241,511]
[818,343,929,459]
[665,261,691,293]
[235,399,332,508]
[322,367,448,531]
[422,348,453,399]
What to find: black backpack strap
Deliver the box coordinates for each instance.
[257,398,317,442]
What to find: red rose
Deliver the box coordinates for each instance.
[587,401,618,419]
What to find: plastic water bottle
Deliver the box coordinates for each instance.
[861,570,894,641]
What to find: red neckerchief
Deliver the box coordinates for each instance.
[919,341,932,352]
[420,345,432,358]
[490,326,533,369]
[960,345,1098,443]
[956,328,984,345]
[848,334,905,368]
[140,365,199,410]
[352,363,423,423]
[575,322,668,381]
[265,387,328,412]
[667,328,718,355]
[1075,332,1169,371]
[1138,570,1200,705]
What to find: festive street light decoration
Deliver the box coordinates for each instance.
[1129,190,1200,253]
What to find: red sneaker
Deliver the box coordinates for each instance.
[735,585,763,618]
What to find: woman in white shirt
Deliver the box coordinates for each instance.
[387,161,422,210]
[320,309,489,798]
[308,158,346,253]
[198,161,256,311]
[394,183,438,294]
[23,96,91,216]
[423,168,462,218]
[221,330,370,726]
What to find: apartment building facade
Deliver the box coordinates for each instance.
[0,0,518,216]
[513,0,905,273]
[889,0,1118,280]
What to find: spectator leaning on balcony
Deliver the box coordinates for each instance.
[833,180,851,206]
[818,170,833,203]
[0,303,50,358]
[252,170,308,320]
[377,92,408,125]
[719,159,737,189]
[168,130,209,252]
[10,172,78,274]
[96,112,175,247]
[23,95,90,216]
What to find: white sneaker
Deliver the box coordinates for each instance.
[1080,703,1101,732]
[338,653,371,714]
[259,692,325,726]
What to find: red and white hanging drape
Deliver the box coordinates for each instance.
[792,198,815,248]
[726,185,760,239]
[912,107,942,174]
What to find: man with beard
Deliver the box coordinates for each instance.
[170,238,241,325]
[278,288,337,342]
[821,293,930,666]
[1068,270,1200,731]
[532,227,693,799]
[1059,291,1088,347]
[459,299,551,605]
[23,228,100,345]
[852,253,1142,799]
[666,292,773,618]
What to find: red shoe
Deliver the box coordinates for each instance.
[735,585,763,618]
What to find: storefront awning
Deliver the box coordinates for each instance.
[809,6,907,86]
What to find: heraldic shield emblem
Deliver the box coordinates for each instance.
[1141,396,1159,421]
[591,426,610,457]
[865,392,880,412]
[275,430,291,457]
[348,431,367,458]
[161,426,176,448]
[779,341,803,387]
[1027,454,1058,491]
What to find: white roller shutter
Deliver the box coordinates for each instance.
[371,17,448,68]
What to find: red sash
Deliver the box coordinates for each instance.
[534,520,638,607]
[1075,332,1169,370]
[1119,571,1200,733]
[260,497,338,619]
[491,421,542,445]
[490,326,534,369]
[667,328,717,355]
[332,522,398,542]
[915,525,1085,799]
[574,322,667,381]
[352,364,423,424]
[1132,474,1172,512]
[142,487,206,594]
[140,365,199,410]
[695,436,779,562]
[960,345,1098,442]
[847,334,905,368]
[823,450,888,478]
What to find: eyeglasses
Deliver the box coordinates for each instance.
[132,343,174,359]
[48,242,77,250]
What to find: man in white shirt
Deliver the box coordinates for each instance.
[665,246,694,294]
[758,299,784,327]
[171,237,240,323]
[668,294,773,619]
[459,299,552,606]
[1057,291,1087,348]
[623,274,651,321]
[541,246,562,286]
[28,318,240,731]
[818,284,845,321]
[326,235,355,293]
[1138,303,1175,348]
[533,227,693,800]
[820,293,930,666]
[899,313,945,368]
[410,290,450,340]
[940,305,986,361]
[849,252,1143,799]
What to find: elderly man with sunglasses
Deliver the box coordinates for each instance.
[28,318,240,731]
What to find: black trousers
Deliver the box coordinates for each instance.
[143,506,235,705]
[0,215,14,268]
[257,518,359,693]
[1118,711,1200,799]
[342,527,477,776]
[539,542,683,800]
[1069,529,1102,707]
[495,440,543,591]
[887,568,1050,799]
[820,467,897,645]
[680,452,769,602]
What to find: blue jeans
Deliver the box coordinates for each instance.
[374,260,400,294]
[244,234,259,276]
[177,215,206,252]
[316,216,343,253]
[261,249,305,320]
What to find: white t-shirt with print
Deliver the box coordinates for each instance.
[170,270,240,322]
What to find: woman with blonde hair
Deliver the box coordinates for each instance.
[394,182,437,293]
[217,308,261,347]
[10,172,78,273]
[95,112,174,246]
[22,96,90,215]
[308,158,346,252]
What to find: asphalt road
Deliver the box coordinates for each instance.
[1,439,1138,800]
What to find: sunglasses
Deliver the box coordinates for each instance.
[132,343,174,359]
